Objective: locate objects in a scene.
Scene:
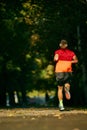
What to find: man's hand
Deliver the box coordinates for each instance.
[54,54,59,61]
[71,55,78,64]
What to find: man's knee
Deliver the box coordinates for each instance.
[65,83,70,89]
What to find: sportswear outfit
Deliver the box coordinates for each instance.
[54,48,76,111]
[54,48,75,86]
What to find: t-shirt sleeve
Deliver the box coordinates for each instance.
[54,50,59,55]
[71,51,76,57]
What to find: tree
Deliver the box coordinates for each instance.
[0,0,87,107]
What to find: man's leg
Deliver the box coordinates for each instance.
[58,86,65,110]
[64,83,71,100]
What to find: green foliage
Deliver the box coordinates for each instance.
[0,0,87,93]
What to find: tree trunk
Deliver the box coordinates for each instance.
[77,25,87,105]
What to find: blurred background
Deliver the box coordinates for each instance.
[0,0,87,108]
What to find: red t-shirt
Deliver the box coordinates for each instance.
[54,48,75,72]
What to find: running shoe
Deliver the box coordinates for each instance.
[59,104,65,111]
[65,87,71,100]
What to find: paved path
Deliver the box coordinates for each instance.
[0,108,87,130]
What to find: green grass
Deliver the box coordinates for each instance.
[27,90,55,98]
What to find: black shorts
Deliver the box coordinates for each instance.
[55,72,72,86]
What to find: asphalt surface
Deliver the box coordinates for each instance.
[0,108,87,130]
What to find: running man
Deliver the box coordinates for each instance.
[54,40,78,111]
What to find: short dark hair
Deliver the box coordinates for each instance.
[59,39,68,48]
[60,40,68,44]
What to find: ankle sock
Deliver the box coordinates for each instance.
[59,100,63,106]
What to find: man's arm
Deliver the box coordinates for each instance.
[54,54,59,62]
[71,55,78,64]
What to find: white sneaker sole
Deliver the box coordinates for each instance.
[59,105,65,111]
[59,108,65,111]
